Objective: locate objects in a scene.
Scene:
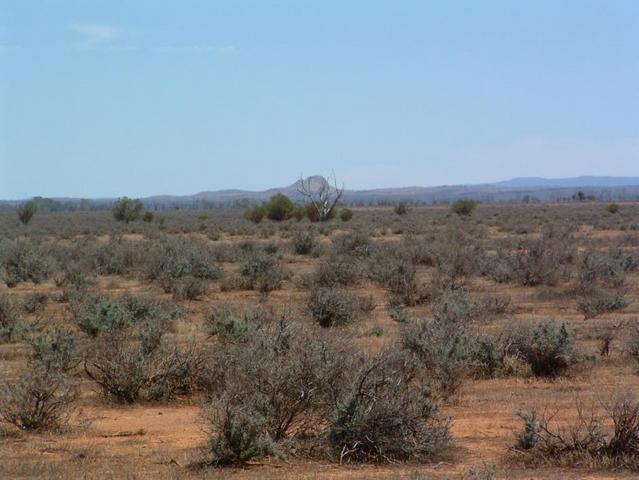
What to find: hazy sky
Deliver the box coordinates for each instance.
[1,1,638,199]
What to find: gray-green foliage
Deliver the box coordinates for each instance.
[208,405,276,466]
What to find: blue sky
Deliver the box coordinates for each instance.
[1,1,638,199]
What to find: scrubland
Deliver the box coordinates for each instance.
[1,203,639,479]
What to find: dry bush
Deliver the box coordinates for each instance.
[0,241,54,287]
[329,349,451,463]
[84,329,204,403]
[90,236,146,275]
[401,315,473,398]
[0,293,23,341]
[308,287,360,327]
[332,231,375,258]
[515,393,639,470]
[240,253,287,293]
[575,250,629,319]
[291,231,316,255]
[314,254,364,287]
[0,363,78,431]
[146,236,221,283]
[169,275,209,300]
[483,229,574,286]
[208,319,351,443]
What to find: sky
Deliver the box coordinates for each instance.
[1,0,638,199]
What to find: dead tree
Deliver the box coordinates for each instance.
[296,174,344,222]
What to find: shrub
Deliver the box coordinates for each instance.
[73,297,133,337]
[142,211,154,222]
[0,364,77,431]
[314,255,363,287]
[385,261,426,307]
[244,206,266,223]
[484,231,574,287]
[625,324,639,364]
[308,287,358,327]
[394,202,409,215]
[514,393,639,470]
[211,320,351,442]
[22,292,48,314]
[18,201,38,225]
[2,241,54,287]
[291,231,315,255]
[264,194,297,221]
[329,350,450,463]
[84,329,203,403]
[147,237,221,282]
[72,294,179,338]
[506,319,577,377]
[339,208,353,222]
[333,231,373,258]
[606,203,620,214]
[112,197,144,223]
[170,276,208,301]
[240,254,286,293]
[28,328,80,373]
[577,289,627,319]
[207,404,275,466]
[0,294,22,341]
[205,304,261,342]
[401,316,472,398]
[451,199,479,216]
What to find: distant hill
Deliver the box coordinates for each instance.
[494,176,639,188]
[2,176,639,211]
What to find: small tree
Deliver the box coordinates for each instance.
[297,175,344,222]
[18,201,38,225]
[451,199,479,217]
[112,197,144,223]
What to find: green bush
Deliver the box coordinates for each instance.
[507,319,576,377]
[401,316,472,398]
[28,328,80,372]
[22,292,48,314]
[451,199,479,216]
[0,294,22,341]
[606,203,620,214]
[207,404,275,466]
[112,197,144,223]
[394,202,409,215]
[1,241,54,287]
[291,231,315,255]
[339,208,353,222]
[258,194,297,221]
[244,206,266,223]
[18,201,38,225]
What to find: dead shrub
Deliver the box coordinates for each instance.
[329,350,451,463]
[514,393,639,470]
[0,363,78,431]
